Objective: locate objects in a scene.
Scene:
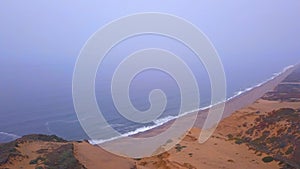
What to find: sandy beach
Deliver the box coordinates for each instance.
[1,65,299,169]
[81,65,300,168]
[68,98,299,169]
[89,65,297,157]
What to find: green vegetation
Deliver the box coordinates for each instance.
[226,107,300,168]
[234,138,244,145]
[43,144,85,169]
[262,156,274,163]
[29,156,45,165]
[285,146,294,155]
[0,141,22,165]
[227,134,234,140]
[175,144,187,152]
[20,134,67,143]
[0,137,86,169]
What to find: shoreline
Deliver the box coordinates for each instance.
[0,64,297,145]
[89,64,297,144]
[1,64,300,169]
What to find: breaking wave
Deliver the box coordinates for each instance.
[89,64,295,145]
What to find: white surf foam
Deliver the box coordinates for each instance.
[89,64,296,145]
[0,131,20,140]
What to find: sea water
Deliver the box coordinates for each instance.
[0,35,298,143]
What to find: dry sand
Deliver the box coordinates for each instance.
[75,80,300,169]
[2,100,297,169]
[72,66,298,168]
[91,66,296,159]
[73,141,134,169]
[136,128,278,169]
[73,99,298,169]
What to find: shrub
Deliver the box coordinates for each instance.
[29,156,45,165]
[262,156,274,163]
[227,134,233,140]
[0,141,22,165]
[285,146,294,155]
[20,134,67,143]
[235,138,244,145]
[227,159,234,163]
[43,144,86,169]
[30,159,38,165]
[175,144,187,152]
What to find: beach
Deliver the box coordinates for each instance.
[79,65,300,168]
[87,65,297,156]
[1,65,299,169]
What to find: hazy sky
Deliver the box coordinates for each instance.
[1,1,300,139]
[1,1,299,66]
[1,0,300,100]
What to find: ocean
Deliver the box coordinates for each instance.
[0,58,297,143]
